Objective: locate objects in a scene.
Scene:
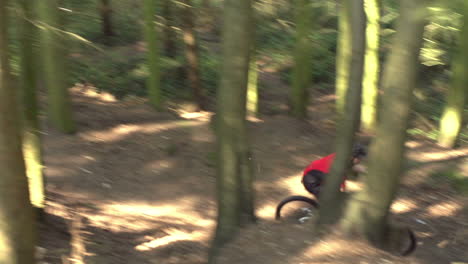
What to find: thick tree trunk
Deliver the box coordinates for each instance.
[19,0,46,210]
[100,0,114,37]
[335,0,352,115]
[143,0,162,109]
[360,0,380,133]
[437,2,468,148]
[318,0,366,225]
[0,1,36,262]
[210,0,255,261]
[341,0,427,247]
[38,0,75,133]
[181,0,206,111]
[290,0,313,118]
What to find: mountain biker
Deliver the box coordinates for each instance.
[302,144,367,198]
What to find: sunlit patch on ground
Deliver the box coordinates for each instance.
[80,121,203,143]
[72,85,117,103]
[407,147,468,162]
[256,203,278,219]
[405,140,425,149]
[426,201,462,217]
[135,228,206,251]
[278,173,309,194]
[391,198,417,214]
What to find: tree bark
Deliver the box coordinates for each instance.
[437,1,468,148]
[0,1,36,262]
[335,0,352,115]
[340,0,427,247]
[181,0,206,111]
[361,0,381,133]
[246,51,259,118]
[37,0,76,133]
[209,0,255,261]
[318,0,366,226]
[143,0,162,109]
[100,0,114,37]
[290,0,313,118]
[19,0,46,211]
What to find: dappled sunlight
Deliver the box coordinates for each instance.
[256,203,278,219]
[144,159,175,171]
[256,173,308,220]
[79,120,204,143]
[278,173,309,194]
[405,140,425,149]
[72,85,117,103]
[426,201,462,217]
[298,235,382,261]
[303,239,352,257]
[135,228,206,251]
[391,198,417,214]
[82,199,215,233]
[177,111,213,121]
[407,147,468,162]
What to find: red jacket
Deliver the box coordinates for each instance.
[303,153,346,191]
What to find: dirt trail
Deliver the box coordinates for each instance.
[38,85,467,264]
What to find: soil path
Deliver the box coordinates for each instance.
[38,82,467,264]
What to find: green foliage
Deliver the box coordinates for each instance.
[420,7,462,67]
[69,49,190,99]
[200,49,221,97]
[63,0,142,45]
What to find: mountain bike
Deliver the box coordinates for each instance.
[274,194,417,256]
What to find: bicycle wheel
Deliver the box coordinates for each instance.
[401,228,417,256]
[275,195,319,220]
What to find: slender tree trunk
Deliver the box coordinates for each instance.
[335,0,352,115]
[181,0,206,111]
[100,0,114,37]
[361,0,380,133]
[162,0,177,57]
[341,0,427,247]
[318,0,366,225]
[437,2,468,148]
[37,0,75,133]
[0,1,36,262]
[19,0,46,211]
[210,0,255,261]
[290,0,313,118]
[143,0,162,109]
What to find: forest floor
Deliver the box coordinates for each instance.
[37,72,468,264]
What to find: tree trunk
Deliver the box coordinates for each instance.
[437,1,468,148]
[37,0,75,133]
[318,0,366,225]
[340,0,427,247]
[209,0,255,261]
[335,0,352,115]
[246,51,259,118]
[162,0,177,58]
[0,1,36,262]
[143,0,162,109]
[360,0,380,133]
[181,0,206,111]
[100,0,114,37]
[290,0,313,118]
[19,0,46,211]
